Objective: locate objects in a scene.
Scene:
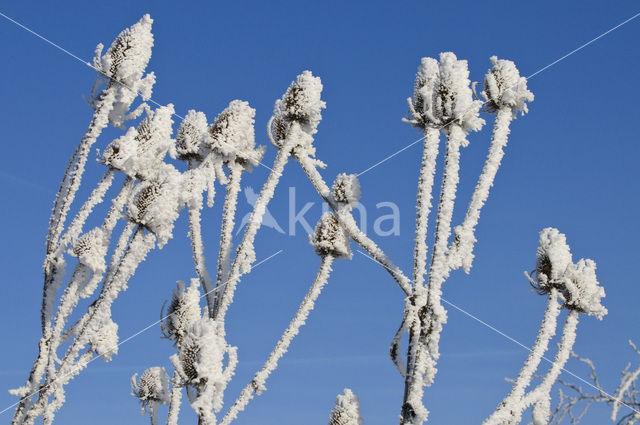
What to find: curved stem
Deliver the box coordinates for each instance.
[447,107,513,273]
[220,255,334,425]
[521,310,580,420]
[483,288,561,425]
[296,154,411,296]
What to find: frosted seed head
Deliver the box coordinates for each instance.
[176,110,209,161]
[99,15,154,85]
[174,318,235,414]
[100,105,174,179]
[406,52,484,135]
[270,71,326,147]
[331,173,361,210]
[162,279,202,343]
[125,166,183,247]
[534,227,573,293]
[328,388,364,425]
[90,316,119,361]
[92,15,156,127]
[70,227,108,272]
[310,212,351,259]
[483,56,534,114]
[131,367,171,410]
[564,259,607,319]
[209,100,265,167]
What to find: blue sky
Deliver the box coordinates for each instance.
[1,1,639,424]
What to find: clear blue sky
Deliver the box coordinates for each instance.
[1,1,639,424]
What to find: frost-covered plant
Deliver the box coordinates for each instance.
[14,13,615,425]
[395,53,533,425]
[331,173,361,211]
[483,228,607,425]
[171,317,237,425]
[328,389,364,425]
[161,280,203,343]
[310,212,352,259]
[131,367,171,425]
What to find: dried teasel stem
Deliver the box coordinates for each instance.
[295,154,412,296]
[220,254,336,425]
[212,162,244,316]
[483,288,562,425]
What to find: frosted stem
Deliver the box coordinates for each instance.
[483,288,561,425]
[57,169,115,252]
[45,90,115,257]
[401,124,465,425]
[522,310,580,424]
[26,228,156,425]
[296,154,412,296]
[46,265,92,380]
[14,175,131,425]
[166,372,183,425]
[213,136,296,323]
[448,107,514,273]
[390,307,410,377]
[413,127,440,289]
[212,162,244,317]
[187,203,215,317]
[220,255,334,425]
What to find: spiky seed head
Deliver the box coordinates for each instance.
[534,228,573,293]
[71,227,108,272]
[176,110,209,161]
[331,173,361,210]
[209,100,265,167]
[270,71,326,146]
[406,52,484,135]
[328,388,364,425]
[483,56,534,114]
[563,259,607,319]
[310,212,351,259]
[125,166,183,247]
[131,367,171,411]
[162,279,202,343]
[96,14,154,88]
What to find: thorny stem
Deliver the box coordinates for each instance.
[483,288,561,425]
[295,153,412,296]
[220,254,335,425]
[212,162,244,317]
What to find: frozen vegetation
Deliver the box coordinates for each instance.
[8,14,635,425]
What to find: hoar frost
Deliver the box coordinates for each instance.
[483,56,534,114]
[91,14,156,127]
[405,52,484,136]
[310,212,352,259]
